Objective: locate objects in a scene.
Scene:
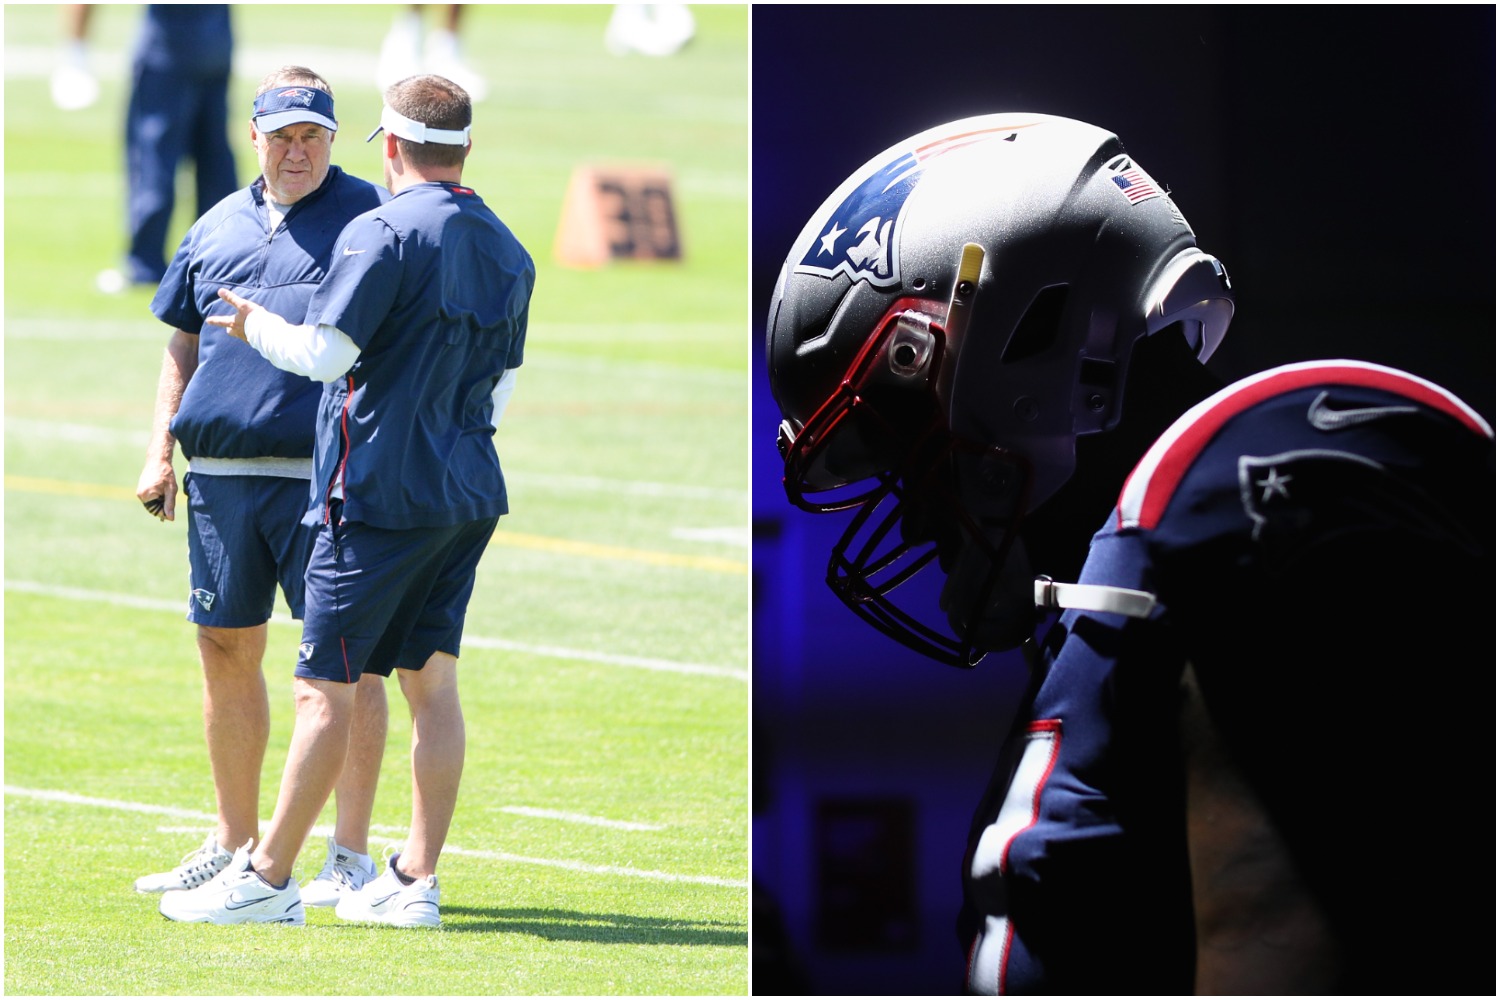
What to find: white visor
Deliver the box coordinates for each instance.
[364,105,471,145]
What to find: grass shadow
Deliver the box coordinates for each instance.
[435,905,747,947]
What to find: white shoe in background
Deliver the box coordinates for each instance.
[424,28,489,102]
[300,836,378,907]
[377,10,424,91]
[606,4,696,58]
[134,833,233,893]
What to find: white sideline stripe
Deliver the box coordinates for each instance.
[500,806,664,831]
[6,788,745,889]
[4,580,748,682]
[516,472,744,505]
[6,787,217,822]
[5,45,748,129]
[460,635,747,680]
[3,419,746,506]
[160,824,414,839]
[165,800,664,835]
[671,526,748,546]
[421,841,745,888]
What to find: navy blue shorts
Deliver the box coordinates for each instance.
[296,510,499,683]
[184,473,316,627]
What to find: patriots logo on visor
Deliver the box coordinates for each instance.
[794,123,1036,289]
[277,88,315,106]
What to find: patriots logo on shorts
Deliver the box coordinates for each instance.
[298,642,316,663]
[191,589,216,611]
[277,88,315,106]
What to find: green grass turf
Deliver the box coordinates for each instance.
[3,4,749,994]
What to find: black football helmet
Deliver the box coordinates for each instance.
[767,113,1234,666]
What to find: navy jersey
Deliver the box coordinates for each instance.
[962,360,1495,995]
[153,166,387,461]
[304,181,534,529]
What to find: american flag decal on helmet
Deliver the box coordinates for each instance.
[1109,157,1162,204]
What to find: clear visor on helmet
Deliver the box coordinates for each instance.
[778,300,948,513]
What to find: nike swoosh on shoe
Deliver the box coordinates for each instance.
[226,892,278,910]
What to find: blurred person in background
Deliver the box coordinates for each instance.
[49,3,99,110]
[377,4,488,101]
[97,4,238,294]
[605,4,696,57]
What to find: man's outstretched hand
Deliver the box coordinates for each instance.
[205,288,261,342]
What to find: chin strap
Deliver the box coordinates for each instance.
[1033,575,1157,619]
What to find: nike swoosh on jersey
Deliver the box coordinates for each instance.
[342,247,367,255]
[1306,390,1419,431]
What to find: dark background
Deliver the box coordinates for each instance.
[749,5,1495,994]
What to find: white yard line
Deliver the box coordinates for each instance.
[499,806,663,831]
[5,580,749,681]
[3,418,747,507]
[7,786,745,889]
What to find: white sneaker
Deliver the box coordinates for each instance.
[605,3,696,57]
[377,11,423,90]
[300,836,377,907]
[134,833,233,893]
[50,61,99,111]
[159,842,305,925]
[423,29,489,102]
[334,852,441,928]
[95,268,129,295]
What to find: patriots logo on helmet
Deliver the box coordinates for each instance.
[277,88,315,106]
[794,151,917,288]
[794,122,1037,289]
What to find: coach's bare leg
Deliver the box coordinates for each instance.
[396,652,464,877]
[250,676,357,887]
[332,673,389,854]
[198,624,269,850]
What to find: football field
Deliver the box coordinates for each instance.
[3,4,748,995]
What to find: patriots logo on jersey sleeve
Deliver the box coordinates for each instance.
[793,122,1037,289]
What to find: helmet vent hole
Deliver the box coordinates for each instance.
[1000,284,1069,364]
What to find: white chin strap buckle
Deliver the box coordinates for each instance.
[1034,576,1157,619]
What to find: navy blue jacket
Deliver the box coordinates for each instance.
[153,165,387,460]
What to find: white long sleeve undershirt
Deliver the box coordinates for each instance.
[242,307,520,419]
[491,366,518,423]
[244,308,361,383]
